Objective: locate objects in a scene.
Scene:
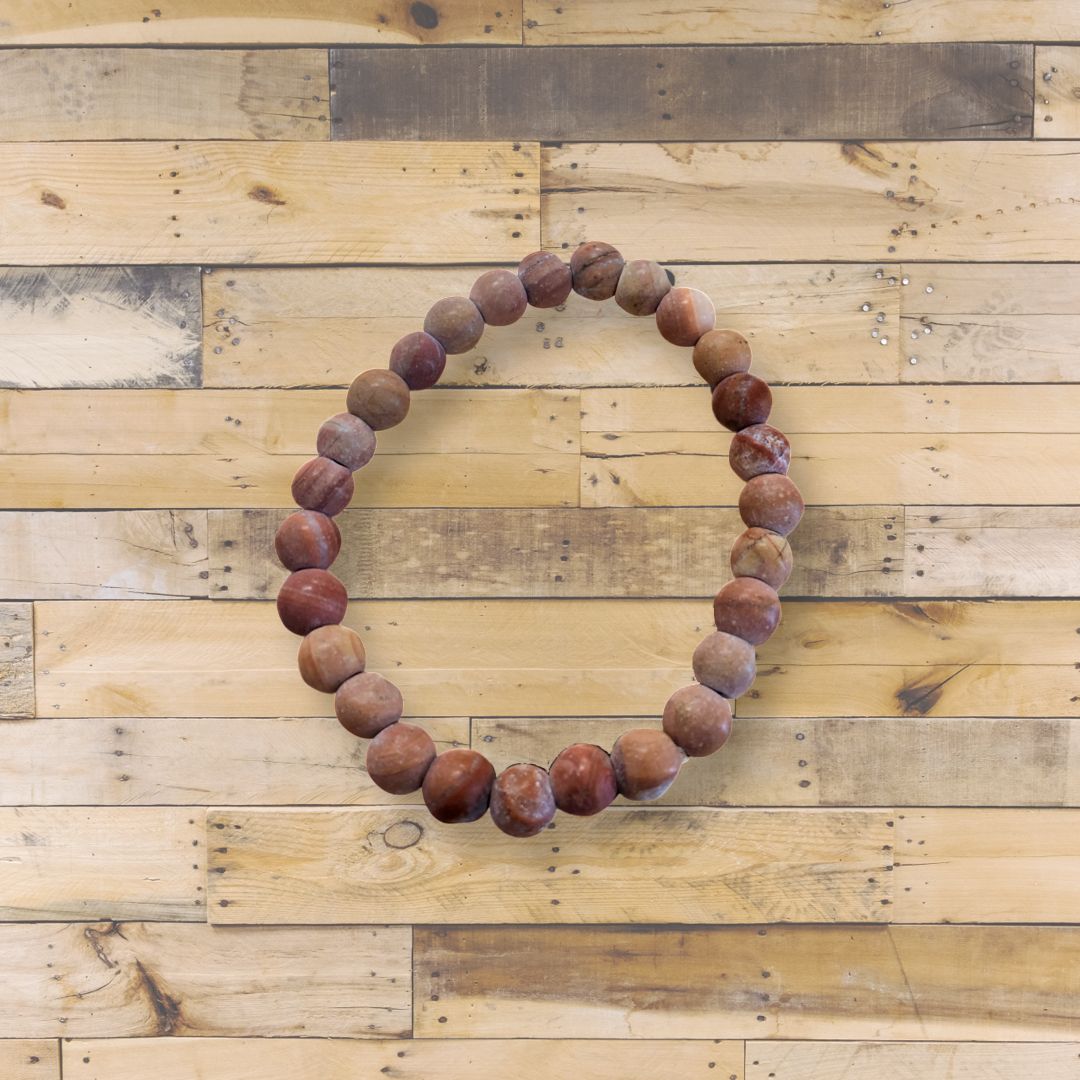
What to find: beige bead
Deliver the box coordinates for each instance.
[297,624,366,694]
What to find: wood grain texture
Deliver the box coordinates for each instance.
[207,807,892,925]
[0,922,410,1038]
[1,603,35,719]
[0,49,329,141]
[542,142,1080,262]
[0,141,538,265]
[0,267,200,389]
[332,44,1032,141]
[1036,47,1080,138]
[0,808,203,922]
[0,1042,58,1080]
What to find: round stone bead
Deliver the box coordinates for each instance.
[615,259,672,316]
[712,373,773,432]
[367,722,436,795]
[693,329,752,387]
[610,728,684,802]
[389,331,446,391]
[489,763,557,838]
[739,474,804,537]
[470,269,528,326]
[713,577,781,646]
[424,296,484,354]
[655,287,716,347]
[316,412,376,472]
[422,749,496,824]
[291,457,354,517]
[662,684,733,757]
[274,509,341,572]
[549,743,618,816]
[730,527,793,590]
[729,423,790,482]
[692,631,756,699]
[570,241,624,301]
[297,624,366,694]
[347,369,411,431]
[335,671,403,739]
[276,568,348,636]
[518,251,573,308]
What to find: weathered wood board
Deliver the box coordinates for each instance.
[1036,47,1080,138]
[1,603,35,719]
[0,1041,58,1080]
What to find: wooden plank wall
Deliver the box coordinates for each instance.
[2,4,1080,1078]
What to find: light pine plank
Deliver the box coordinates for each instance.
[900,262,1080,314]
[1036,47,1080,138]
[207,807,892,925]
[0,49,329,141]
[0,922,410,1038]
[0,141,538,265]
[0,1042,58,1080]
[0,808,203,922]
[1,603,34,719]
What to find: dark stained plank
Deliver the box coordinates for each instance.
[0,603,34,719]
[331,44,1033,141]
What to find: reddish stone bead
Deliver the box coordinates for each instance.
[470,269,528,326]
[517,250,572,308]
[712,373,773,432]
[662,684,733,758]
[655,287,716,347]
[297,624,366,694]
[489,763,557,838]
[693,329,752,387]
[346,369,411,431]
[729,423,790,481]
[291,457,354,517]
[275,509,341,572]
[610,728,684,802]
[730,527,793,590]
[424,296,484,354]
[367,722,436,795]
[692,631,756,698]
[615,259,672,316]
[389,331,446,391]
[335,671,403,739]
[276,568,348,636]
[422,748,496,824]
[713,577,781,647]
[549,743,618,816]
[739,474,804,537]
[317,412,376,472]
[570,241,624,301]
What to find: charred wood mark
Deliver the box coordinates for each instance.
[134,958,183,1035]
[247,185,285,206]
[40,191,66,210]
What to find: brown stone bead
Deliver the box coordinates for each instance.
[297,624,366,694]
[470,268,528,326]
[739,473,804,537]
[610,728,684,802]
[422,748,496,824]
[335,671,403,739]
[291,457,354,517]
[712,372,773,432]
[570,241,624,301]
[655,287,716,347]
[276,568,348,636]
[346,368,411,431]
[274,509,341,572]
[713,577,781,646]
[693,329,752,387]
[692,631,756,699]
[367,722,436,795]
[615,259,672,316]
[489,763,557,838]
[423,295,484,354]
[662,684,733,758]
[389,331,446,391]
[729,423,790,481]
[730,527,794,590]
[549,743,618,816]
[316,412,376,472]
[517,250,573,308]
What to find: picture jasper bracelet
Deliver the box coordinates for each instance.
[275,242,804,838]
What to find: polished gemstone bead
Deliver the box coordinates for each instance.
[662,684,733,757]
[274,509,341,572]
[693,329,752,387]
[489,763,557,837]
[291,457,354,517]
[297,623,366,694]
[655,287,716,347]
[335,671,404,739]
[713,577,782,646]
[712,372,773,431]
[518,250,573,308]
[424,296,484,354]
[276,568,348,636]
[389,331,446,391]
[729,423,790,481]
[367,722,436,795]
[470,268,528,326]
[692,631,756,698]
[316,412,376,472]
[610,728,684,801]
[614,259,672,316]
[422,748,496,823]
[730,527,794,590]
[549,743,618,816]
[346,368,411,431]
[739,474,804,537]
[570,241,624,301]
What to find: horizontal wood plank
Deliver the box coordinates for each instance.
[0,1042,58,1080]
[1,603,34,719]
[1036,47,1080,139]
[207,807,892,925]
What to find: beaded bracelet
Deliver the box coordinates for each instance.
[274,242,803,838]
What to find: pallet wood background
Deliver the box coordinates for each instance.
[2,3,1080,1078]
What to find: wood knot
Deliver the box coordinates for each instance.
[247,185,285,206]
[41,191,66,210]
[384,820,423,849]
[410,1,439,29]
